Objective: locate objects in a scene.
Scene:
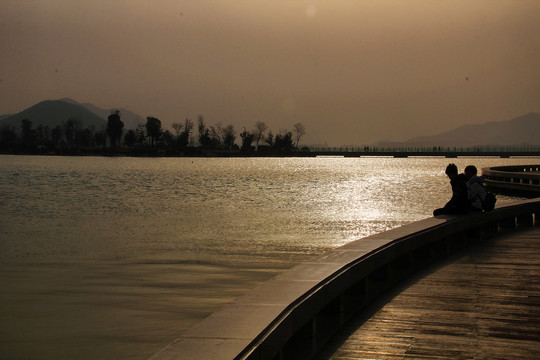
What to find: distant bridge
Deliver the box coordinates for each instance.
[304,146,540,158]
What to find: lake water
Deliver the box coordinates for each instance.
[0,155,533,359]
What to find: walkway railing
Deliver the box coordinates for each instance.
[304,146,540,158]
[309,145,540,153]
[149,198,540,360]
[483,165,540,196]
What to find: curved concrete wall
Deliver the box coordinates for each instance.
[150,199,540,360]
[482,165,540,196]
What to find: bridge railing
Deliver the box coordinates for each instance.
[149,199,540,360]
[308,146,540,153]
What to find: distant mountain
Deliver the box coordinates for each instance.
[0,100,106,131]
[59,98,145,130]
[378,113,540,147]
[0,99,146,132]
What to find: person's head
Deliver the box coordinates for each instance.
[445,163,458,179]
[464,165,477,179]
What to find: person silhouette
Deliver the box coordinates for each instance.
[464,165,487,212]
[433,163,469,216]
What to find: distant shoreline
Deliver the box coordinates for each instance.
[3,147,540,158]
[0,148,311,158]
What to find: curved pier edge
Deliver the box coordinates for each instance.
[149,198,540,360]
[482,164,540,196]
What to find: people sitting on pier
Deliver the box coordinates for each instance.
[433,163,469,216]
[464,165,487,212]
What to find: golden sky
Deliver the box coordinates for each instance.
[1,0,539,145]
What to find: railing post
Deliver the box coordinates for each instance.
[482,221,499,236]
[341,279,367,319]
[499,217,517,230]
[517,213,534,227]
[365,265,390,303]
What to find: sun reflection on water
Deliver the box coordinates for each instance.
[0,155,532,360]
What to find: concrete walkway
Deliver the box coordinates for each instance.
[316,226,540,359]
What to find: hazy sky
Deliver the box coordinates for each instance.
[2,0,539,145]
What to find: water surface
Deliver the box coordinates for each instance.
[0,155,532,359]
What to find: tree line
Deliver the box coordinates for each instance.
[0,112,307,156]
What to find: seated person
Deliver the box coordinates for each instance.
[433,163,469,216]
[464,165,487,212]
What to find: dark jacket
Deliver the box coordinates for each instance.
[444,173,469,212]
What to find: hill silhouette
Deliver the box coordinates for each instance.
[0,99,146,132]
[2,99,539,148]
[0,100,106,130]
[377,113,540,147]
[59,98,145,130]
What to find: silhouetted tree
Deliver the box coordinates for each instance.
[209,123,224,147]
[293,122,306,148]
[197,115,212,148]
[146,116,162,147]
[21,119,36,148]
[197,115,206,135]
[0,109,315,155]
[240,128,255,152]
[178,117,194,149]
[222,124,236,149]
[93,129,107,148]
[172,122,182,136]
[43,125,51,142]
[37,125,54,150]
[71,118,84,147]
[136,123,147,145]
[0,126,17,141]
[63,119,75,145]
[124,129,136,147]
[78,127,95,148]
[274,131,293,153]
[63,117,83,147]
[106,111,124,148]
[159,130,174,148]
[253,121,267,150]
[0,126,17,151]
[51,125,63,145]
[265,131,274,147]
[35,124,50,144]
[205,122,237,149]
